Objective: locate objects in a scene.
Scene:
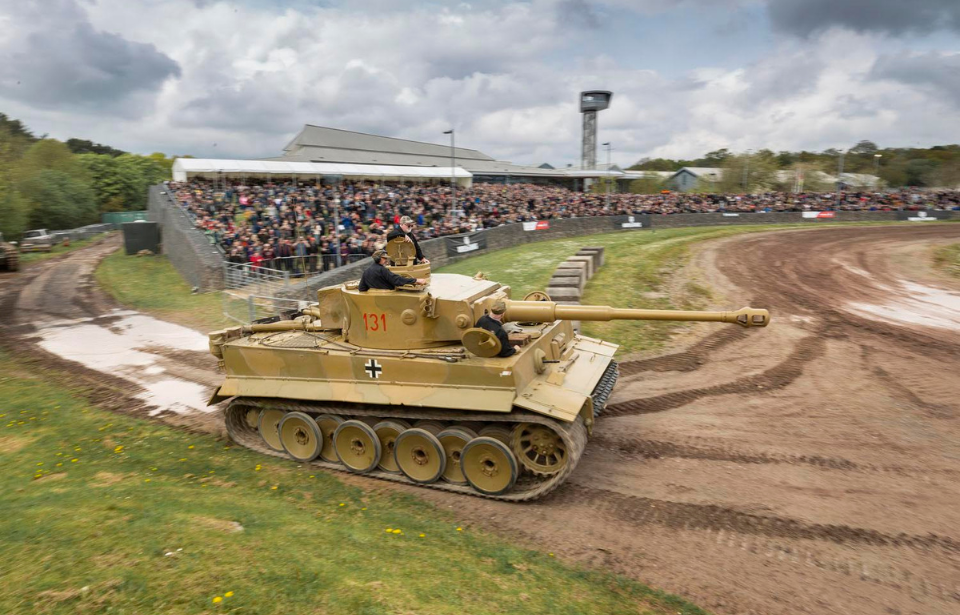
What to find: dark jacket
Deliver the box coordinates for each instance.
[476,314,516,357]
[359,262,416,292]
[386,227,425,262]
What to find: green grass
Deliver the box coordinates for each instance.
[933,243,960,278]
[438,223,899,356]
[0,349,708,615]
[19,233,113,264]
[95,250,233,332]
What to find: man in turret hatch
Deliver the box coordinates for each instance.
[358,250,426,291]
[475,301,520,357]
[387,216,429,264]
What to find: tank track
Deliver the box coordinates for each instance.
[224,360,618,502]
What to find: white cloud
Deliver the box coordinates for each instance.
[0,0,958,167]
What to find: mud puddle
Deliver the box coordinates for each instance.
[848,280,960,330]
[36,310,215,416]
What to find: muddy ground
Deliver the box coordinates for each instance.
[2,225,960,615]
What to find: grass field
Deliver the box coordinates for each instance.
[438,225,796,355]
[19,233,113,264]
[95,250,234,332]
[0,348,708,615]
[933,242,960,278]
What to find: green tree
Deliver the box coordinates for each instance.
[66,138,127,157]
[628,173,668,194]
[19,170,98,230]
[0,190,28,238]
[15,139,88,184]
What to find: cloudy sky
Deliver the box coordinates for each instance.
[1,0,959,167]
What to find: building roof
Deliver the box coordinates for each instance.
[171,158,471,182]
[673,167,724,180]
[271,124,625,178]
[281,125,494,163]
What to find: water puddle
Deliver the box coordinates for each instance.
[37,310,214,416]
[848,281,960,331]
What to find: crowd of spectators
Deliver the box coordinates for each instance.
[170,178,960,273]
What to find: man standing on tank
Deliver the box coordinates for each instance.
[386,216,429,264]
[476,301,520,357]
[358,250,427,291]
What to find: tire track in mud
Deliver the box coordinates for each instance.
[604,335,825,417]
[591,435,960,477]
[551,485,960,555]
[618,326,750,375]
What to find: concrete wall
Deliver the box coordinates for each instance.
[278,209,955,301]
[148,185,224,290]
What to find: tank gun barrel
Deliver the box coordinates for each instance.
[503,301,769,328]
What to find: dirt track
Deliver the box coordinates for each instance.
[3,225,960,614]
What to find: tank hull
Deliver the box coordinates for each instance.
[222,360,617,501]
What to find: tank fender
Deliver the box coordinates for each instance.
[207,387,234,406]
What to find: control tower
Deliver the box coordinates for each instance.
[580,90,613,170]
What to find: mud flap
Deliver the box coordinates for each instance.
[207,387,233,406]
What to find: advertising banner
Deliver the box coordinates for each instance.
[445,231,488,257]
[615,214,651,229]
[522,220,550,231]
[801,211,836,219]
[896,210,946,222]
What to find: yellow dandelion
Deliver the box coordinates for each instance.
[56,452,63,456]
[361,507,367,511]
[179,458,186,462]
[548,553,554,557]
[419,533,425,538]
[456,527,463,532]
[225,591,234,597]
[385,528,393,533]
[338,503,345,507]
[254,464,261,471]
[309,475,315,478]
[188,445,195,449]
[56,463,62,467]
[71,458,78,463]
[270,485,278,490]
[212,596,222,604]
[144,479,151,483]
[37,462,42,466]
[393,529,402,534]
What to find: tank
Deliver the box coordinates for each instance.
[208,242,770,500]
[0,232,19,272]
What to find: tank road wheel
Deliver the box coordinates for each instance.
[258,409,286,452]
[373,419,411,474]
[395,428,446,484]
[413,420,444,435]
[478,425,512,446]
[334,420,381,473]
[315,414,344,463]
[278,412,323,462]
[461,437,519,496]
[511,423,568,476]
[437,428,473,485]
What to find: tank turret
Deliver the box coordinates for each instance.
[208,270,772,500]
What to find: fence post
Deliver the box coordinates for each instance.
[247,296,256,323]
[283,270,290,287]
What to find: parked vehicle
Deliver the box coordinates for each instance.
[19,229,53,253]
[0,232,19,271]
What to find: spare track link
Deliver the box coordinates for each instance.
[225,399,588,502]
[591,360,619,416]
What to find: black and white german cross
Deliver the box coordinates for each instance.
[364,359,383,379]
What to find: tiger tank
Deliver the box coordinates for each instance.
[207,238,770,500]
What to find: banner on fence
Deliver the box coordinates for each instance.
[616,214,651,229]
[445,231,487,257]
[897,210,944,222]
[802,211,836,219]
[722,213,740,217]
[522,220,550,231]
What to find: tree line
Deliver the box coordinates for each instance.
[628,140,960,194]
[0,113,176,239]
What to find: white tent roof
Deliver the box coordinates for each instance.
[171,158,472,181]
